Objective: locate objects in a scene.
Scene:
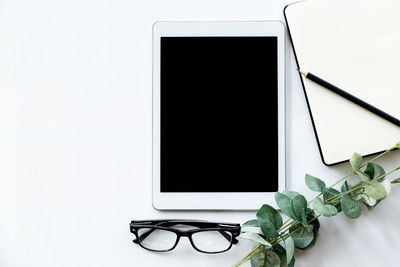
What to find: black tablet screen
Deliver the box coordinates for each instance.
[160,37,278,192]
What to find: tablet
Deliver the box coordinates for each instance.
[152,21,285,210]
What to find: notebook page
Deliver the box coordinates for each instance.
[285,0,400,165]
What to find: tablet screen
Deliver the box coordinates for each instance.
[160,36,278,192]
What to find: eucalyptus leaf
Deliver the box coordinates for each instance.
[284,236,295,264]
[250,247,266,267]
[275,192,294,219]
[380,178,392,196]
[297,210,320,251]
[264,251,281,267]
[288,256,295,267]
[364,162,385,182]
[306,209,320,232]
[341,193,362,219]
[242,219,260,227]
[341,181,349,193]
[281,190,300,199]
[350,152,363,170]
[354,170,371,182]
[250,249,281,267]
[290,225,314,249]
[257,204,283,238]
[359,193,377,206]
[239,232,271,247]
[312,198,338,217]
[270,243,287,267]
[304,224,314,232]
[290,195,308,225]
[305,174,326,192]
[323,188,342,212]
[365,181,387,200]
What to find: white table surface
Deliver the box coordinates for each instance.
[1,0,400,266]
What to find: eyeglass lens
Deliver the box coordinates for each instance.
[191,230,233,253]
[137,228,178,251]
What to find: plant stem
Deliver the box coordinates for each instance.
[280,218,292,230]
[309,171,353,204]
[391,177,400,184]
[231,244,261,267]
[363,146,397,166]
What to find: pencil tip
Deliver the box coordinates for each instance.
[298,69,308,77]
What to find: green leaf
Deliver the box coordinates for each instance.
[284,236,294,264]
[250,247,266,267]
[354,170,370,182]
[350,152,363,170]
[312,198,338,217]
[359,193,377,207]
[242,219,260,227]
[296,210,320,251]
[250,248,281,267]
[306,209,320,232]
[264,251,281,267]
[360,179,391,210]
[270,243,288,267]
[381,178,392,196]
[281,190,300,199]
[290,195,308,225]
[323,188,342,212]
[341,193,362,219]
[364,162,385,182]
[288,256,295,267]
[305,174,326,192]
[365,181,387,200]
[238,232,272,247]
[290,225,314,249]
[257,204,283,238]
[275,192,294,219]
[341,181,349,193]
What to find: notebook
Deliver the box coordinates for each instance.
[284,0,400,165]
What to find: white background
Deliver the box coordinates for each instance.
[0,0,400,266]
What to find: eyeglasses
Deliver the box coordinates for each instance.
[130,219,241,254]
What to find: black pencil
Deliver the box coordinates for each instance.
[298,70,400,128]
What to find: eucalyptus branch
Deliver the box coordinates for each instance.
[391,177,400,184]
[235,142,400,267]
[323,166,400,204]
[309,145,397,205]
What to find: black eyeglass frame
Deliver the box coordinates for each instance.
[130,219,241,254]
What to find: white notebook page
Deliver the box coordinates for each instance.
[285,0,400,165]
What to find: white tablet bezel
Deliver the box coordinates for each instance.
[152,21,286,210]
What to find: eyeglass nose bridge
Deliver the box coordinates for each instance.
[177,231,191,237]
[169,232,194,251]
[173,231,197,246]
[174,232,200,252]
